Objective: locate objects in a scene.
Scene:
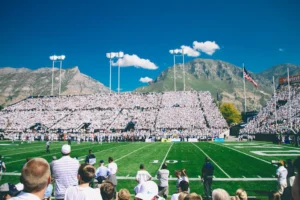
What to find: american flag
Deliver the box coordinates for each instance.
[243,68,258,88]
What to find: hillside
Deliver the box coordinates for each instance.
[0,66,110,106]
[135,59,300,111]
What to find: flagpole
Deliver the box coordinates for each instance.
[243,63,247,113]
[273,76,278,131]
[288,68,292,129]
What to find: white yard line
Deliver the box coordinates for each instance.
[191,143,231,178]
[158,143,174,170]
[2,173,276,181]
[211,142,270,164]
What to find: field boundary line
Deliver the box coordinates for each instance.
[2,173,276,181]
[158,143,174,170]
[191,143,231,178]
[211,142,270,164]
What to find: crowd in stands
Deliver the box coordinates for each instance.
[0,91,228,137]
[241,83,300,135]
[1,144,300,200]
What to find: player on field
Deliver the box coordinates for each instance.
[202,157,214,199]
[46,141,50,153]
[0,155,6,181]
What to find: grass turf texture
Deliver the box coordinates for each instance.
[1,141,299,199]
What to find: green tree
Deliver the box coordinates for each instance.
[220,103,242,125]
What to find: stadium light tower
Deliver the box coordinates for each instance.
[106,52,124,94]
[169,49,185,91]
[49,55,65,96]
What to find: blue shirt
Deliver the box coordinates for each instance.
[95,165,110,178]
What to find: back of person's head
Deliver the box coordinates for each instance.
[178,191,189,200]
[101,182,115,200]
[20,158,50,193]
[175,170,182,177]
[212,189,230,200]
[78,163,95,183]
[268,192,280,200]
[235,189,247,200]
[181,169,188,177]
[179,180,189,192]
[117,189,131,200]
[184,193,202,200]
[108,157,113,163]
[205,157,210,162]
[140,164,145,170]
[162,163,168,169]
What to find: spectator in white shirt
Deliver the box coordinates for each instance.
[10,158,51,200]
[134,164,152,194]
[107,157,118,197]
[64,163,102,200]
[51,144,80,200]
[276,160,288,195]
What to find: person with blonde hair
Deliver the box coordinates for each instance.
[183,193,202,200]
[233,189,247,200]
[117,189,131,200]
[212,189,230,200]
[175,170,183,192]
[10,158,51,200]
[64,163,101,200]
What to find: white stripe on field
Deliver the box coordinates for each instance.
[191,143,231,178]
[158,143,174,170]
[211,142,270,164]
[2,173,276,181]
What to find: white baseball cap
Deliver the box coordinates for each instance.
[61,144,71,154]
[135,181,158,200]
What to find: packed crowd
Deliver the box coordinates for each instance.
[241,83,300,134]
[1,145,300,200]
[0,92,228,136]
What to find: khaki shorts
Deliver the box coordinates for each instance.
[277,182,287,194]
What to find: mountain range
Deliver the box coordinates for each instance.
[0,59,299,111]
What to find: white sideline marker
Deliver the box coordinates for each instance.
[211,142,270,164]
[191,143,231,178]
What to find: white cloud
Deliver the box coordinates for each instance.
[279,48,284,52]
[112,54,158,70]
[139,77,153,83]
[193,41,220,55]
[181,45,200,57]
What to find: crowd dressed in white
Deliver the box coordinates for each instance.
[0,91,227,137]
[241,83,300,134]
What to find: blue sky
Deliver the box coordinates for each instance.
[0,0,299,91]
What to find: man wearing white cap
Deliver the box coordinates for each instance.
[135,181,160,200]
[51,144,80,200]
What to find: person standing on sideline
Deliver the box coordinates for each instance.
[276,160,288,196]
[175,170,182,192]
[95,160,111,184]
[51,144,80,200]
[202,157,214,200]
[85,150,96,166]
[0,155,6,182]
[46,141,50,153]
[134,164,152,194]
[64,163,101,200]
[107,157,118,197]
[157,163,169,199]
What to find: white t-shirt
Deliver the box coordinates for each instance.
[276,166,288,184]
[108,162,118,175]
[136,170,152,183]
[64,186,102,200]
[171,193,180,200]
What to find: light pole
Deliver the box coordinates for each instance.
[106,52,124,94]
[169,49,184,91]
[49,55,65,96]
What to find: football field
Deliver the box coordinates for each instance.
[1,140,300,199]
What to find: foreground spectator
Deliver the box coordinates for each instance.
[11,158,51,200]
[184,193,202,200]
[64,163,101,200]
[275,160,287,196]
[107,157,118,197]
[172,181,189,200]
[212,189,230,200]
[0,183,21,199]
[51,144,80,200]
[101,182,115,200]
[157,163,169,198]
[116,189,131,200]
[135,181,159,200]
[136,164,152,184]
[232,189,247,200]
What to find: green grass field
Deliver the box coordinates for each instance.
[1,141,300,199]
